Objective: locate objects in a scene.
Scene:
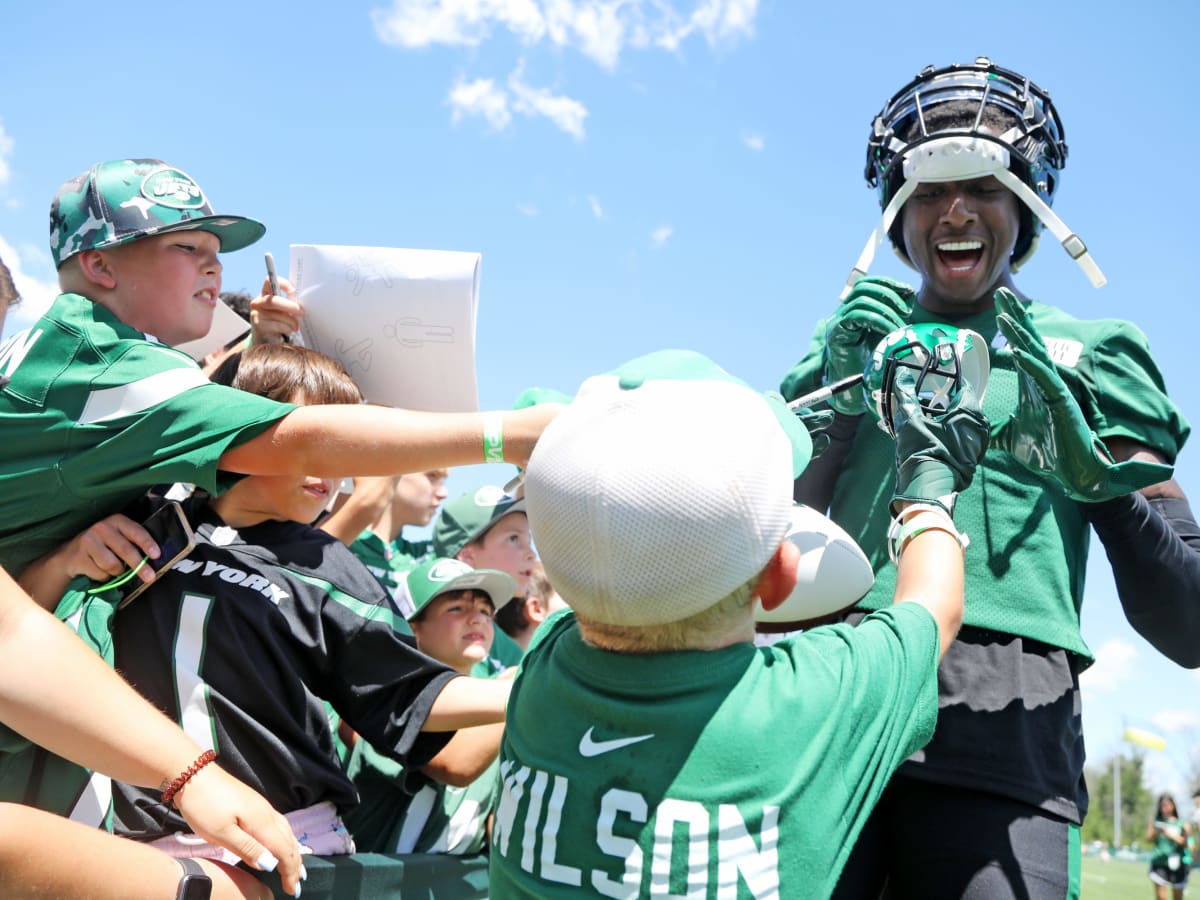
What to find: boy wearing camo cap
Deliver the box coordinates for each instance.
[488,349,988,898]
[0,158,556,579]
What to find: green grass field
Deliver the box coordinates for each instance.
[1081,854,1160,899]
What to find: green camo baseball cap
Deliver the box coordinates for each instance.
[50,159,265,268]
[403,557,516,621]
[432,485,526,558]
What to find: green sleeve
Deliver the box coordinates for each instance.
[1067,319,1190,462]
[780,316,833,401]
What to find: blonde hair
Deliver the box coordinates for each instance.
[575,578,757,653]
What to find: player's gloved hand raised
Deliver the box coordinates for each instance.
[824,276,915,414]
[891,367,990,516]
[991,288,1173,502]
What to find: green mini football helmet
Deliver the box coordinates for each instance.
[863,323,990,437]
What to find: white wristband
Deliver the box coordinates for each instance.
[887,504,967,564]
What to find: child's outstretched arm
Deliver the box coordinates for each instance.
[421,674,513,731]
[887,368,991,659]
[319,475,398,546]
[0,567,304,896]
[420,722,506,787]
[219,403,560,477]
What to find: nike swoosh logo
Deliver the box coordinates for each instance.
[578,727,655,758]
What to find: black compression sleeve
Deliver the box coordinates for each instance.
[1086,492,1200,668]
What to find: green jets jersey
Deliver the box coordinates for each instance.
[348,529,431,618]
[345,740,500,856]
[0,293,294,574]
[780,299,1189,656]
[489,605,939,898]
[0,585,118,828]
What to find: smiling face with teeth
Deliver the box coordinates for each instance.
[900,173,1022,315]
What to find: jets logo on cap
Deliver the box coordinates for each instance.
[428,559,472,582]
[474,485,514,507]
[141,167,208,210]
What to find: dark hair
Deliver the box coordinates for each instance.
[494,561,553,635]
[0,255,19,308]
[1156,793,1178,818]
[410,588,494,625]
[218,290,254,319]
[890,98,1035,263]
[494,592,529,634]
[209,343,362,406]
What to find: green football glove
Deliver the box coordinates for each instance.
[992,288,1172,502]
[891,367,990,516]
[823,276,916,415]
[791,406,836,459]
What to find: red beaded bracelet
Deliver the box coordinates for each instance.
[161,749,218,807]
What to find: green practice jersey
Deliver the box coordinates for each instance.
[345,739,499,856]
[489,605,940,898]
[0,293,293,574]
[781,299,1189,656]
[348,528,431,617]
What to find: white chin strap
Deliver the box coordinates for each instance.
[842,136,1106,299]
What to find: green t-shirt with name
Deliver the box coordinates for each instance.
[489,605,939,898]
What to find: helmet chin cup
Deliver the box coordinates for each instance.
[862,324,990,437]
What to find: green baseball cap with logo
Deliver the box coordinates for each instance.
[49,158,266,268]
[402,557,517,621]
[432,485,526,558]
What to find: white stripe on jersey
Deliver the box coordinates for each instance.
[78,365,210,425]
[176,593,217,751]
[394,784,438,853]
[68,772,112,828]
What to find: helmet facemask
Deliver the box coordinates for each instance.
[841,57,1104,298]
[864,324,990,437]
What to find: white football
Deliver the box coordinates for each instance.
[755,503,875,630]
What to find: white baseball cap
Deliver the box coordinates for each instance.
[525,349,808,627]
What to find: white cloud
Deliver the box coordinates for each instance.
[742,131,764,152]
[371,0,546,49]
[1079,638,1138,694]
[516,202,539,216]
[447,76,512,131]
[508,64,588,140]
[371,0,758,70]
[1152,709,1200,734]
[650,224,673,247]
[587,194,604,219]
[0,236,59,339]
[448,64,589,139]
[654,0,757,52]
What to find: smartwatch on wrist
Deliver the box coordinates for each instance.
[175,857,212,900]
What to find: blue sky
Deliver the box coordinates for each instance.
[3,2,1198,805]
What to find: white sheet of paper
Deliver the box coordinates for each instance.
[290,244,481,412]
[174,300,250,363]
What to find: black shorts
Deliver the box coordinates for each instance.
[1150,859,1190,888]
[831,776,1078,900]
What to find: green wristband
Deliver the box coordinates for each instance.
[483,413,504,463]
